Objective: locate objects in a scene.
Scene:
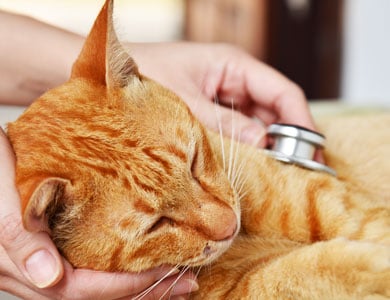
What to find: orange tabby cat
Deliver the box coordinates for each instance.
[7,1,389,299]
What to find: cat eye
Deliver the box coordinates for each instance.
[147,216,175,234]
[190,147,199,179]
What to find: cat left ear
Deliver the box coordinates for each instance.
[22,177,72,233]
[71,0,140,88]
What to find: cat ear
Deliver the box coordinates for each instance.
[71,0,140,88]
[22,177,72,233]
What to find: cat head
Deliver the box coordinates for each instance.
[8,0,239,272]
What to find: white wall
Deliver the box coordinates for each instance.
[0,0,184,42]
[341,0,390,106]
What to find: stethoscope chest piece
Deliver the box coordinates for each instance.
[265,123,337,176]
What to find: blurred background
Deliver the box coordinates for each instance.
[0,0,389,107]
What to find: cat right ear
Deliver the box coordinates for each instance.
[22,177,72,233]
[70,0,141,89]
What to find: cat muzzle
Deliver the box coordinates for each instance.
[265,123,337,176]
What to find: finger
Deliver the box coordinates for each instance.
[239,54,317,131]
[48,264,195,300]
[188,96,267,147]
[0,129,64,289]
[116,270,198,300]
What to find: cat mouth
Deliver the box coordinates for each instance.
[183,238,236,268]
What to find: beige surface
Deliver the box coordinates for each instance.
[0,292,19,300]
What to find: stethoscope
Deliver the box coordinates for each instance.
[264,123,337,176]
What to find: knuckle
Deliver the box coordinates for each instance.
[288,82,306,100]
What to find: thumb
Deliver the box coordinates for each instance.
[191,99,267,147]
[0,129,64,288]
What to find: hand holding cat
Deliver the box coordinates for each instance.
[0,129,196,300]
[130,42,316,147]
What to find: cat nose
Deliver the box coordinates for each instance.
[215,221,237,241]
[185,199,238,241]
[210,209,237,241]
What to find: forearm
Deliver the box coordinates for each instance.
[0,10,83,105]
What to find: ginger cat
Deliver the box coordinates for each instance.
[7,1,389,299]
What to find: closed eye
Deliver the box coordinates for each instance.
[147,217,175,234]
[191,147,199,180]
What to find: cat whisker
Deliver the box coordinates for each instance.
[131,264,181,300]
[158,265,191,300]
[188,75,209,122]
[213,96,226,173]
[231,133,242,188]
[193,265,203,279]
[227,99,237,182]
[213,95,249,201]
[226,100,246,192]
[231,148,253,202]
[232,163,245,194]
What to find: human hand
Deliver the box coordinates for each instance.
[130,42,316,148]
[0,129,197,300]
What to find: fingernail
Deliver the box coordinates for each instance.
[172,279,199,295]
[241,124,266,147]
[25,249,60,288]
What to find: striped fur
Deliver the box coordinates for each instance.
[7,1,389,299]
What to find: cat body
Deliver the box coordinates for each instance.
[197,115,390,299]
[7,1,390,299]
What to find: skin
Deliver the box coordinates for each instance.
[0,9,317,300]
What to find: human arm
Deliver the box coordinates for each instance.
[0,10,82,105]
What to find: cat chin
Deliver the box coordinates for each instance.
[183,238,236,267]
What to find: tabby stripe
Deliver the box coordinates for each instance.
[79,160,119,178]
[132,175,162,196]
[122,139,139,147]
[71,137,112,159]
[306,183,322,242]
[122,177,132,190]
[134,198,156,214]
[142,147,173,175]
[167,144,187,163]
[280,207,290,238]
[108,240,125,271]
[87,124,123,138]
[253,197,272,228]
